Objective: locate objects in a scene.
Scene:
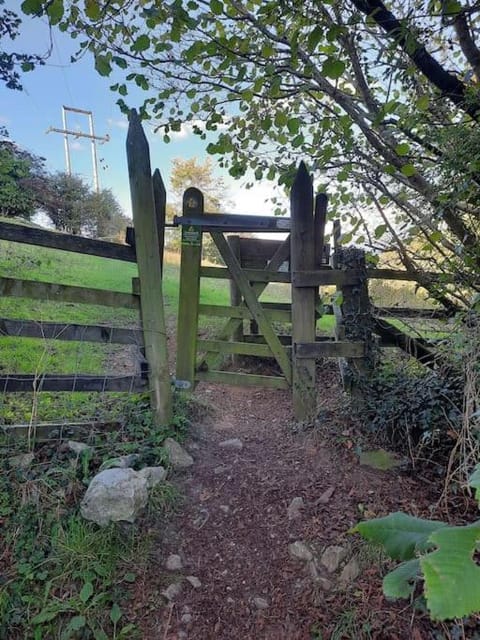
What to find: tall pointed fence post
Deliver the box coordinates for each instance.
[291,162,317,421]
[176,188,204,390]
[126,110,172,424]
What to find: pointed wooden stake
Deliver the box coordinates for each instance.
[126,109,172,424]
[291,162,316,421]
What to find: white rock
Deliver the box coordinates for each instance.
[288,541,313,562]
[9,452,34,469]
[165,554,183,571]
[219,438,243,450]
[339,558,360,587]
[181,613,193,624]
[162,582,182,601]
[320,546,348,573]
[164,438,194,468]
[67,441,92,455]
[186,575,201,589]
[80,468,148,526]
[138,466,166,488]
[253,597,269,610]
[287,496,304,520]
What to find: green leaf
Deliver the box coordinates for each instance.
[395,143,410,156]
[322,58,346,80]
[94,55,112,77]
[374,224,387,239]
[287,118,300,134]
[21,0,43,14]
[469,464,480,503]
[110,603,122,625]
[416,95,430,111]
[46,0,63,24]
[383,558,421,599]
[85,0,101,20]
[123,572,137,583]
[352,512,446,561]
[80,581,93,603]
[308,26,323,52]
[401,164,416,177]
[32,607,62,624]
[421,522,480,620]
[210,0,223,14]
[61,616,86,639]
[133,35,150,53]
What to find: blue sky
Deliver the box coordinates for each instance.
[1,4,278,218]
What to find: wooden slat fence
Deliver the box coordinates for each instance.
[0,110,172,424]
[174,165,450,419]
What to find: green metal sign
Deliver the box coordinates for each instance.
[181,224,201,246]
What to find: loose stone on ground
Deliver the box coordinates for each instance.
[164,438,194,468]
[288,541,313,562]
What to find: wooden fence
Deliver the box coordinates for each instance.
[174,162,449,420]
[0,110,172,426]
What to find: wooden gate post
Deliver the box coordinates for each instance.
[176,188,204,390]
[291,162,317,421]
[228,235,243,365]
[126,110,172,424]
[152,169,166,274]
[336,246,375,394]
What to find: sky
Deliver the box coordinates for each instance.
[1,4,279,219]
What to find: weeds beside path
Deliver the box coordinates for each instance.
[130,369,437,640]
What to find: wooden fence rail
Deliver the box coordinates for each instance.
[0,110,172,429]
[0,220,136,262]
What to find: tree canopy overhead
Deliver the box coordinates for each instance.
[21,0,480,308]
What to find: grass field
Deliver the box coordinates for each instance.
[0,236,444,424]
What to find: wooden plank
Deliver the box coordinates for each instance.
[0,220,136,262]
[127,110,172,423]
[239,237,285,268]
[197,339,273,357]
[244,334,334,346]
[0,318,143,345]
[291,162,316,420]
[211,231,292,384]
[228,235,244,349]
[2,420,121,442]
[174,212,291,232]
[152,169,167,274]
[0,276,139,309]
[367,268,443,282]
[198,303,291,322]
[195,370,289,389]
[176,187,204,389]
[0,374,147,392]
[200,235,292,372]
[373,306,449,319]
[314,193,328,268]
[200,266,291,283]
[372,318,437,367]
[296,341,365,358]
[292,269,361,287]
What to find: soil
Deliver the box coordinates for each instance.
[126,366,469,640]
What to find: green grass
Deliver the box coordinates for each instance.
[0,393,189,639]
[0,238,442,425]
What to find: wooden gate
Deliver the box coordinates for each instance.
[174,188,295,392]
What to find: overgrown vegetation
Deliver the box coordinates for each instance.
[353,465,480,623]
[0,392,190,639]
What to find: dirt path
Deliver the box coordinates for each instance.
[133,369,433,639]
